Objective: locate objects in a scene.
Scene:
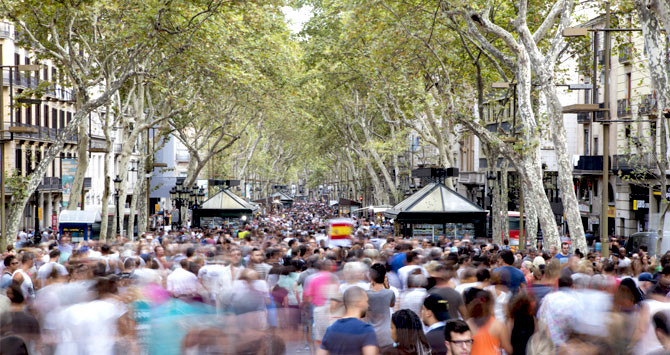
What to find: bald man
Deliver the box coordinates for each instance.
[317,286,379,355]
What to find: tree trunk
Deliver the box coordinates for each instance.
[100,158,111,241]
[128,143,147,240]
[99,123,112,242]
[523,183,539,249]
[515,49,562,249]
[355,148,387,204]
[544,87,587,253]
[137,180,147,235]
[67,116,90,210]
[500,161,510,246]
[362,126,397,204]
[638,0,670,254]
[492,172,502,244]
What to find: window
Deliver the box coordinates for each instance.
[626,73,632,100]
[594,137,599,155]
[59,110,64,129]
[26,150,32,175]
[25,104,31,125]
[25,57,30,80]
[35,103,40,126]
[584,128,590,155]
[51,68,57,85]
[13,54,19,81]
[67,111,71,125]
[15,148,22,175]
[52,108,57,129]
[15,105,20,125]
[44,105,49,128]
[42,67,48,81]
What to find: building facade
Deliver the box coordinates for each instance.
[572,15,659,239]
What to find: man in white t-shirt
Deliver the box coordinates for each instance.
[36,249,68,288]
[167,259,200,298]
[17,230,28,248]
[398,250,428,290]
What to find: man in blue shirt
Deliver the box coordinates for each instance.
[317,286,379,355]
[493,250,526,293]
[556,241,572,265]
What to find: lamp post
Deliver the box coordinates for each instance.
[169,186,178,229]
[113,175,122,236]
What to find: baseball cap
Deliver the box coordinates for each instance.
[423,294,450,322]
[639,272,656,283]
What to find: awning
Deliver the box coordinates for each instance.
[58,210,101,224]
[201,189,258,211]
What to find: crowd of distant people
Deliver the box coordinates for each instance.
[1,201,670,354]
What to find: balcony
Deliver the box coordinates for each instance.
[639,93,658,116]
[618,43,634,64]
[7,123,59,142]
[574,155,604,173]
[0,21,13,40]
[577,112,591,124]
[38,177,61,191]
[612,154,655,172]
[617,98,631,118]
[2,71,40,90]
[83,177,92,189]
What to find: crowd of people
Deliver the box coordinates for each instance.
[0,201,670,354]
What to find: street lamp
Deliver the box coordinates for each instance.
[113,175,122,235]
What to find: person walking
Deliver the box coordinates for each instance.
[366,263,396,351]
[317,286,379,355]
[422,294,450,355]
[384,309,431,355]
[12,253,35,300]
[444,319,473,355]
[466,289,512,355]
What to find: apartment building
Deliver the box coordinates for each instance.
[0,21,145,233]
[571,15,659,239]
[0,22,83,232]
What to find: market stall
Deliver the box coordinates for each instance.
[192,189,258,229]
[331,198,362,216]
[384,182,487,240]
[58,210,101,242]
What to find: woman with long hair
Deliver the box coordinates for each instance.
[466,288,512,355]
[507,293,535,355]
[385,309,431,355]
